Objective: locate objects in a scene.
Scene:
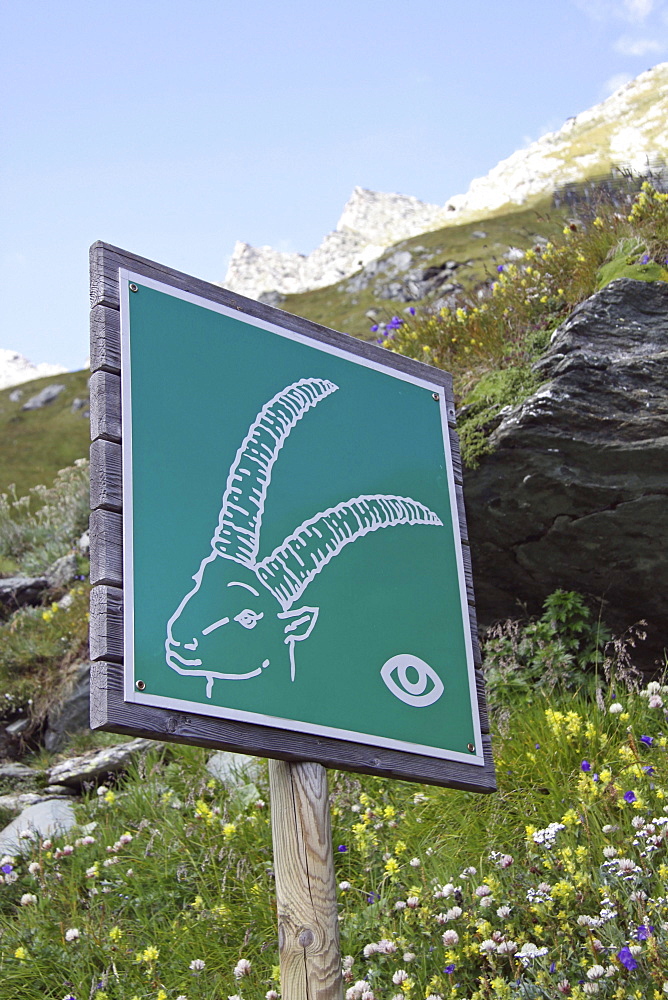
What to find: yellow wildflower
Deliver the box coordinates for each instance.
[222,823,236,839]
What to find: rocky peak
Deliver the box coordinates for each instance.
[0,349,68,391]
[223,63,668,304]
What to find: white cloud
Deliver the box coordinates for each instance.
[614,33,665,53]
[623,0,654,21]
[573,0,664,21]
[602,72,634,96]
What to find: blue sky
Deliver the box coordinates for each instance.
[1,0,667,369]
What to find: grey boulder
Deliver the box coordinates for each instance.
[0,798,77,853]
[464,279,668,664]
[44,662,92,751]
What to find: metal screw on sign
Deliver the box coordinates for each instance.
[135,680,146,691]
[467,743,475,753]
[129,283,138,292]
[432,392,440,401]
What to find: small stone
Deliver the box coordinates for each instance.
[206,751,262,785]
[47,738,156,788]
[5,718,29,736]
[0,763,42,781]
[0,576,49,611]
[9,388,23,403]
[21,384,66,410]
[46,552,77,589]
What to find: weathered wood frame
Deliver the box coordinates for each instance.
[89,241,495,792]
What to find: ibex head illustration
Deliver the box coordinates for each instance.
[165,378,443,698]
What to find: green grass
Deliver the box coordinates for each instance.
[0,371,90,497]
[0,675,667,999]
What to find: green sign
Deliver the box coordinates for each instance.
[120,271,483,766]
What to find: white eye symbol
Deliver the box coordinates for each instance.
[380,654,444,707]
[234,609,264,630]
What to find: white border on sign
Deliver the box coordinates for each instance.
[119,269,484,766]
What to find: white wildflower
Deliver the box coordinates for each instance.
[442,930,459,947]
[609,703,623,714]
[497,905,512,918]
[587,966,605,980]
[603,846,617,858]
[28,862,41,875]
[190,959,206,972]
[409,857,420,867]
[20,893,37,906]
[403,952,415,963]
[65,928,80,942]
[406,896,420,909]
[233,958,250,978]
[339,881,351,891]
[392,970,409,985]
[480,939,497,953]
[497,940,517,955]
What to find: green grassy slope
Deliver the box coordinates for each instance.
[280,197,569,340]
[0,371,90,496]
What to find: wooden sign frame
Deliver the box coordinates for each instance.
[89,241,495,793]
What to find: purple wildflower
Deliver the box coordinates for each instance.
[581,760,591,772]
[497,265,504,273]
[337,845,348,853]
[444,964,455,974]
[644,765,655,774]
[617,945,638,971]
[370,324,379,333]
[408,307,416,315]
[593,773,599,782]
[640,735,654,746]
[1,864,12,874]
[623,790,637,803]
[367,891,380,904]
[641,254,650,265]
[636,925,653,940]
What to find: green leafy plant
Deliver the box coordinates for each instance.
[0,459,89,577]
[482,590,612,707]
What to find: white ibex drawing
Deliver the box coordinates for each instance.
[165,377,443,698]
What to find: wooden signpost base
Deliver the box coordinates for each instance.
[269,759,343,1000]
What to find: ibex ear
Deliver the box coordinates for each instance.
[278,606,319,643]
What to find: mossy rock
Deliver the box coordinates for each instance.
[596,252,668,290]
[458,365,543,468]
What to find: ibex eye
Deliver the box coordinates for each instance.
[380,654,444,707]
[234,609,264,630]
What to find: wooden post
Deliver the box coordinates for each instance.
[269,759,343,1000]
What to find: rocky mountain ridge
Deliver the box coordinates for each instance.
[224,62,668,302]
[0,349,68,391]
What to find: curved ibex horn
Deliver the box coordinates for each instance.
[213,378,338,566]
[256,495,443,610]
